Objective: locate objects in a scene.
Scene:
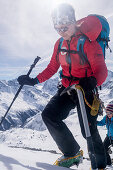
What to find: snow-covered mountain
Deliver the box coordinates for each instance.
[0,70,113,169]
[0,78,58,131]
[0,70,113,132]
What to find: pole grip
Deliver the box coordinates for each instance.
[27,56,41,76]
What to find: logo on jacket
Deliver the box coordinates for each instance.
[61,47,67,55]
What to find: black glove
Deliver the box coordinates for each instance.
[17,75,39,86]
[79,76,97,91]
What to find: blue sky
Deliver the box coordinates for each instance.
[0,0,113,80]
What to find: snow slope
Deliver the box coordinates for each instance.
[0,144,92,170]
[0,113,112,170]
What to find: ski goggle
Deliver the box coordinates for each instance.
[54,26,69,33]
[106,111,113,115]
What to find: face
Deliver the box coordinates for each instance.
[54,23,76,41]
[106,111,113,119]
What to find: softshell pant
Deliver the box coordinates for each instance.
[42,86,106,168]
[103,135,112,165]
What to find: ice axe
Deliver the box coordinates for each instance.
[0,56,41,127]
[61,85,98,169]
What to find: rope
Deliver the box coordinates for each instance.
[75,85,100,111]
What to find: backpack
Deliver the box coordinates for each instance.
[58,14,112,64]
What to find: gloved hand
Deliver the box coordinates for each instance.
[79,76,97,91]
[17,75,39,86]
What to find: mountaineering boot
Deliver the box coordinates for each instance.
[53,150,83,168]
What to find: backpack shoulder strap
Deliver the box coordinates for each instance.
[77,35,87,56]
[56,37,64,62]
[77,35,90,65]
[59,37,64,49]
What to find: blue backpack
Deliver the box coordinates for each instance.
[58,14,112,64]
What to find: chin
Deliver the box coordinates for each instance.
[63,36,70,40]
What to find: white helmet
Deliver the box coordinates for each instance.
[52,3,76,26]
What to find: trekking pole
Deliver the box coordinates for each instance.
[0,56,41,127]
[61,85,98,170]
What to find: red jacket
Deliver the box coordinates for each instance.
[37,36,107,87]
[37,16,108,88]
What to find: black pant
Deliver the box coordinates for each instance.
[42,86,106,168]
[104,135,112,165]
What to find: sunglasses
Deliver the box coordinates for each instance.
[54,26,69,33]
[106,112,113,115]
